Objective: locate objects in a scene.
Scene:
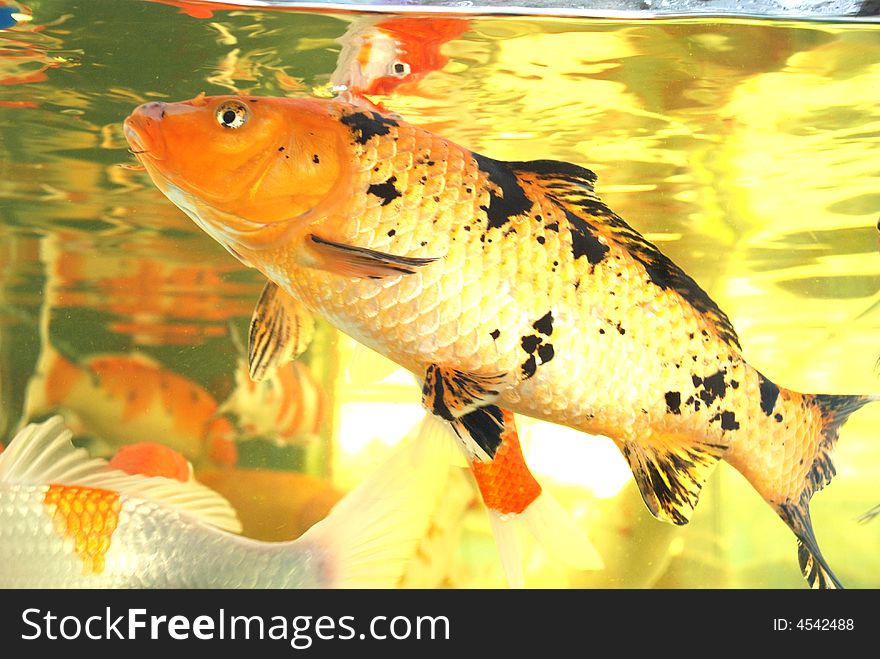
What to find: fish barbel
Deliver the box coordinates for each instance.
[0,415,451,587]
[124,94,876,588]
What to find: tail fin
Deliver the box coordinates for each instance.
[488,491,604,588]
[297,414,455,588]
[777,393,875,589]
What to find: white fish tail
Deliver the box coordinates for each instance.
[489,490,604,588]
[297,414,456,588]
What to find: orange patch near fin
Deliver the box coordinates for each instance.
[110,443,190,481]
[470,411,541,515]
[44,484,121,575]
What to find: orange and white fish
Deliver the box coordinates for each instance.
[23,347,237,466]
[330,17,470,106]
[219,316,327,446]
[0,415,451,587]
[124,94,877,588]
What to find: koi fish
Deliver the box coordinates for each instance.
[219,319,327,446]
[0,415,452,587]
[330,17,470,104]
[123,94,877,588]
[23,347,237,466]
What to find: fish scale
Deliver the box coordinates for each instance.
[124,95,877,589]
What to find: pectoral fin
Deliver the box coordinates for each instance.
[307,234,438,279]
[248,281,315,382]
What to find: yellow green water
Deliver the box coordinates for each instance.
[0,0,878,587]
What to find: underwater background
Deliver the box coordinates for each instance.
[1,0,878,587]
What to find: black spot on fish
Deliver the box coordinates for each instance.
[775,413,783,423]
[564,209,608,265]
[665,391,682,415]
[536,236,546,245]
[699,369,727,406]
[720,410,740,431]
[490,329,500,340]
[277,146,285,152]
[521,335,541,354]
[537,343,554,364]
[387,229,396,237]
[533,311,553,336]
[730,380,739,389]
[758,373,780,416]
[692,375,703,388]
[545,222,559,232]
[521,354,537,379]
[473,153,532,230]
[598,327,605,334]
[312,154,320,164]
[340,111,399,145]
[616,322,626,335]
[367,176,402,207]
[464,225,471,232]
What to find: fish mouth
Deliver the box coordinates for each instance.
[123,116,164,161]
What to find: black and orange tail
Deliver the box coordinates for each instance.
[776,393,875,589]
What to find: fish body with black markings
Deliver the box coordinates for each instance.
[124,94,875,588]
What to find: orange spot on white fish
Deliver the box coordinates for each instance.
[43,484,121,575]
[470,410,541,515]
[110,443,190,481]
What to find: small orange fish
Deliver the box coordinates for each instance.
[331,17,470,102]
[124,94,877,588]
[24,347,237,466]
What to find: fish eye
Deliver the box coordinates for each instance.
[215,100,249,129]
[388,61,411,78]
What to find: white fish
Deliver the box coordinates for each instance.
[0,415,452,588]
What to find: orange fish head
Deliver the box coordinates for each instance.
[123,94,355,254]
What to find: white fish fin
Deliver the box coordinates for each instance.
[522,490,604,571]
[0,417,242,534]
[346,340,403,386]
[486,491,604,589]
[248,280,315,382]
[487,510,525,589]
[299,413,455,588]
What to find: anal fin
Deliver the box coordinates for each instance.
[307,234,438,279]
[620,433,728,526]
[248,281,315,382]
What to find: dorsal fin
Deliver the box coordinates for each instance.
[510,159,741,350]
[0,416,241,533]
